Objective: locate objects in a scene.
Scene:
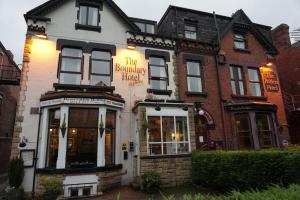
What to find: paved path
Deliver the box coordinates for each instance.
[91,186,147,200]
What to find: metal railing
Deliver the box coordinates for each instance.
[0,65,20,85]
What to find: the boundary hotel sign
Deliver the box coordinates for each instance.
[262,69,280,93]
[115,56,146,86]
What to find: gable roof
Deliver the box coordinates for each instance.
[158,6,277,54]
[292,40,300,48]
[0,42,19,69]
[25,0,140,31]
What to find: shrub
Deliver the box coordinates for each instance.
[177,184,300,200]
[40,177,62,197]
[141,171,161,193]
[8,157,24,188]
[192,150,300,191]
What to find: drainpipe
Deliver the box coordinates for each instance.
[31,109,43,198]
[213,12,228,149]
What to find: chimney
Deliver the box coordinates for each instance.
[272,24,291,51]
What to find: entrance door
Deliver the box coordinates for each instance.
[195,115,209,150]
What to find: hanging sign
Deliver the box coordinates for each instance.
[262,70,280,93]
[115,56,146,86]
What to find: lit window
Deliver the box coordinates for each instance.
[149,57,168,90]
[248,68,262,96]
[46,109,60,168]
[234,34,247,49]
[59,48,83,85]
[90,51,112,86]
[230,65,245,95]
[148,116,190,155]
[187,61,203,93]
[79,6,99,26]
[184,24,197,40]
[105,110,116,165]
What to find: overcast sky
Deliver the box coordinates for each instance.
[0,0,299,64]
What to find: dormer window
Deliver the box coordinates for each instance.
[234,34,247,49]
[184,24,197,40]
[135,22,155,34]
[79,6,99,26]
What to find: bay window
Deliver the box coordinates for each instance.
[79,6,99,26]
[148,116,189,156]
[256,113,274,148]
[248,68,262,96]
[235,114,252,149]
[187,61,203,93]
[46,109,60,168]
[59,48,83,85]
[149,57,168,90]
[90,51,112,86]
[230,65,245,95]
[105,110,116,165]
[66,108,98,168]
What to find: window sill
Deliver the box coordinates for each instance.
[53,83,115,93]
[147,89,172,96]
[140,154,191,160]
[231,94,267,101]
[75,23,101,32]
[233,48,251,54]
[186,91,208,97]
[36,164,122,175]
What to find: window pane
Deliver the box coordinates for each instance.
[150,80,167,90]
[231,81,237,95]
[236,114,250,132]
[69,108,98,127]
[235,114,252,149]
[150,66,166,78]
[256,114,273,148]
[250,83,262,96]
[60,73,81,85]
[105,110,116,165]
[256,114,271,131]
[162,117,174,142]
[146,24,155,34]
[234,41,246,49]
[230,67,234,79]
[135,22,145,32]
[88,7,98,26]
[79,6,87,25]
[177,142,189,154]
[239,81,245,95]
[148,117,161,143]
[188,77,202,92]
[237,68,243,80]
[92,60,110,74]
[185,31,197,40]
[91,75,111,86]
[248,69,260,81]
[150,57,165,65]
[47,109,60,168]
[185,25,196,31]
[235,34,245,40]
[187,62,201,75]
[62,48,82,58]
[149,144,162,155]
[176,117,188,142]
[163,143,176,155]
[61,58,81,72]
[92,51,111,60]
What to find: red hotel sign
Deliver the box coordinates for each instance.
[262,70,280,93]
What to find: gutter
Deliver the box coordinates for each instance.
[213,12,228,149]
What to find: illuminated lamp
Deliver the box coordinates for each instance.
[33,32,48,40]
[199,109,205,116]
[127,42,136,50]
[265,54,275,67]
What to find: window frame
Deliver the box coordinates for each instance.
[186,60,204,93]
[255,112,276,148]
[58,47,83,85]
[184,22,197,40]
[135,22,155,34]
[78,5,100,27]
[230,65,246,96]
[234,33,247,49]
[148,56,169,91]
[147,115,190,156]
[89,50,112,86]
[248,67,263,97]
[234,113,254,149]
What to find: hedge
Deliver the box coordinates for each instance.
[172,184,300,200]
[192,150,300,191]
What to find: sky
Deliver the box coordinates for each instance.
[0,0,299,65]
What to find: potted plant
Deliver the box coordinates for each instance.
[60,114,67,138]
[40,177,62,200]
[6,157,24,200]
[99,115,105,138]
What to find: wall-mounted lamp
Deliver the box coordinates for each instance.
[199,109,205,116]
[127,43,136,50]
[32,32,48,40]
[265,54,275,67]
[19,136,28,148]
[155,103,161,111]
[182,105,189,111]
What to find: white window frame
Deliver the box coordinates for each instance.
[146,108,191,156]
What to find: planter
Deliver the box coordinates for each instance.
[6,188,24,200]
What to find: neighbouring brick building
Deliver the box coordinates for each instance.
[0,42,20,174]
[12,0,289,198]
[272,24,300,144]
